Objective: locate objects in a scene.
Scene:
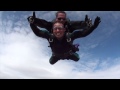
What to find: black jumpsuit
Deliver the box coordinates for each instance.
[30,23,98,65]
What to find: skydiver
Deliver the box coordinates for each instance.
[27,16,101,65]
[27,11,92,33]
[28,11,93,51]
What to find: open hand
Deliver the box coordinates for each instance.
[85,15,92,27]
[94,16,101,27]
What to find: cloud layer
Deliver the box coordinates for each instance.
[0,11,120,79]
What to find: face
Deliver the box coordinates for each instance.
[53,22,66,39]
[56,13,66,24]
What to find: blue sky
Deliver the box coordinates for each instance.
[0,11,120,79]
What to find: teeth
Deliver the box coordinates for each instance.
[56,33,60,35]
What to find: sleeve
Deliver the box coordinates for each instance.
[34,18,53,32]
[70,21,87,30]
[30,23,50,39]
[71,25,98,39]
[70,30,83,40]
[80,25,98,37]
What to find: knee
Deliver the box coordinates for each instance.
[74,57,80,62]
[74,53,80,62]
[74,55,80,62]
[49,57,59,65]
[49,60,55,65]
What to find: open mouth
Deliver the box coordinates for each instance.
[56,33,61,36]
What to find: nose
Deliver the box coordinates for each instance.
[56,28,60,32]
[60,19,63,21]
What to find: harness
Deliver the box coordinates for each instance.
[48,32,72,45]
[48,18,79,58]
[48,33,79,58]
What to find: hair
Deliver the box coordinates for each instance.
[56,11,66,17]
[52,21,65,28]
[51,21,66,32]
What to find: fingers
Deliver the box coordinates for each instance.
[85,15,88,21]
[85,15,93,27]
[85,15,91,21]
[96,16,101,23]
[85,15,92,22]
[33,11,36,18]
[94,16,101,27]
[28,16,34,23]
[27,11,36,24]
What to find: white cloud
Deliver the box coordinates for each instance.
[0,11,120,79]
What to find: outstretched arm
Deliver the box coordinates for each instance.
[30,23,50,39]
[71,16,101,39]
[69,15,92,31]
[70,21,87,30]
[27,12,52,32]
[34,18,52,31]
[81,16,101,37]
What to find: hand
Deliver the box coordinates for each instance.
[85,15,89,22]
[85,15,92,27]
[27,16,34,23]
[27,11,36,24]
[94,16,101,27]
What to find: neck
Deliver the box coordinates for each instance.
[57,37,63,40]
[56,35,65,40]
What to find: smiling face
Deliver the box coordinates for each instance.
[52,22,66,40]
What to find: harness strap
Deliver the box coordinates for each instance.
[66,33,71,42]
[49,34,54,42]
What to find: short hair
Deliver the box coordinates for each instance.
[56,11,66,17]
[53,21,65,28]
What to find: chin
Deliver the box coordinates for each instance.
[56,36,62,39]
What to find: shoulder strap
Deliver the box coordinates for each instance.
[65,18,71,33]
[48,34,54,47]
[49,34,54,42]
[66,32,71,42]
